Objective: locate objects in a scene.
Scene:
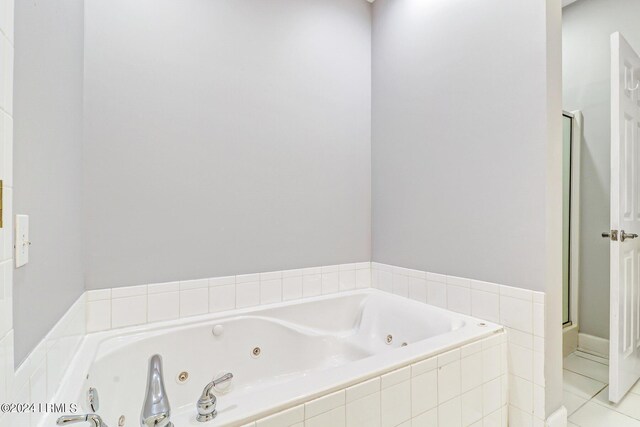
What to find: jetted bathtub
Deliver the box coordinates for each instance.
[43,289,502,426]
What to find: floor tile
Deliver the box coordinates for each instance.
[564,353,609,383]
[629,379,640,396]
[593,386,640,420]
[569,401,640,427]
[563,390,588,416]
[563,369,607,400]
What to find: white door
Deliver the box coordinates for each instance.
[609,32,640,403]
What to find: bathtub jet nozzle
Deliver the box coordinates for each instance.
[141,354,174,427]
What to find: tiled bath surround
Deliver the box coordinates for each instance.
[85,262,372,332]
[0,260,551,426]
[371,263,547,426]
[242,332,508,427]
[0,299,85,427]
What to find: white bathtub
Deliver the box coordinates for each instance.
[43,289,502,427]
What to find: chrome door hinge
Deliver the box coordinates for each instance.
[603,230,619,241]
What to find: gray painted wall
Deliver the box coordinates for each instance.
[562,0,640,339]
[13,0,85,363]
[82,0,372,289]
[371,0,553,291]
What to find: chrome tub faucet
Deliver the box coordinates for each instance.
[141,354,173,427]
[57,388,107,426]
[196,373,233,422]
[57,414,108,427]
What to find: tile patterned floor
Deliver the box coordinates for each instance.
[564,351,640,426]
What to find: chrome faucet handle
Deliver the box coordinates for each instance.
[141,354,173,427]
[196,373,233,422]
[57,414,108,427]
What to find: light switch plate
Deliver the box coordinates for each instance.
[15,214,29,268]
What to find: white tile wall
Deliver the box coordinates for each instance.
[371,262,547,426]
[0,295,85,427]
[241,331,508,427]
[85,263,372,333]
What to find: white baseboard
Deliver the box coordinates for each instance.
[578,332,609,359]
[546,406,567,427]
[563,324,578,357]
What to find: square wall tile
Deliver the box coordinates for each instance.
[260,279,282,304]
[509,374,533,413]
[378,271,392,293]
[322,272,339,294]
[438,361,461,403]
[447,285,471,315]
[339,270,356,291]
[180,287,208,317]
[303,275,321,297]
[509,344,533,381]
[438,396,461,427]
[112,296,146,328]
[346,391,380,427]
[381,380,410,427]
[408,277,427,303]
[500,295,533,333]
[461,351,483,393]
[355,269,371,289]
[483,344,502,382]
[148,291,179,322]
[236,282,260,308]
[411,369,437,416]
[209,284,235,312]
[427,281,447,308]
[482,377,502,416]
[87,300,111,332]
[392,274,409,297]
[282,276,303,301]
[461,386,483,426]
[471,290,499,323]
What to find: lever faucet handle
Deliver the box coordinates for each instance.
[212,373,233,388]
[196,373,233,423]
[57,414,108,427]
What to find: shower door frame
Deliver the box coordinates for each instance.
[563,110,582,346]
